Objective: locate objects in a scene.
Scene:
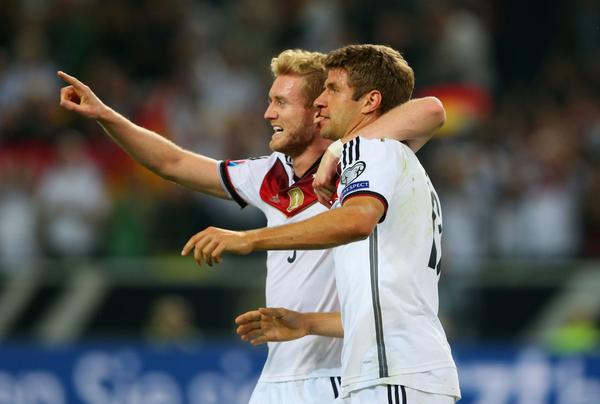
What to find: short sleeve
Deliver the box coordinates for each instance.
[338,137,404,222]
[219,156,272,208]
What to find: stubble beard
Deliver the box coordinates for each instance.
[270,128,311,157]
[319,121,342,141]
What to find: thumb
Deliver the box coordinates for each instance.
[60,98,87,114]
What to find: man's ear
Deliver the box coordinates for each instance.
[360,90,382,114]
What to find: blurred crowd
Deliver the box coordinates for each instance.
[0,0,599,271]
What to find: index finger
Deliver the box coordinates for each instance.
[235,310,262,325]
[181,232,201,256]
[57,71,86,90]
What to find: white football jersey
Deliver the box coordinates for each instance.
[333,137,460,399]
[220,153,342,382]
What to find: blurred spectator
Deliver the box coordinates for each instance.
[0,0,597,346]
[582,160,600,256]
[0,24,57,107]
[296,0,346,52]
[0,23,59,139]
[192,44,263,157]
[419,0,495,88]
[571,0,600,80]
[144,295,201,348]
[0,0,596,266]
[0,157,39,269]
[45,0,96,74]
[105,173,154,257]
[148,185,205,254]
[515,117,582,257]
[545,307,600,355]
[37,132,109,257]
[430,143,491,270]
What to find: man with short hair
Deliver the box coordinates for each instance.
[183,45,460,403]
[59,48,445,403]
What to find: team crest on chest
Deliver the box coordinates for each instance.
[259,158,320,217]
[287,187,304,212]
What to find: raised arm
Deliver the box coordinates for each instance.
[57,71,227,198]
[235,308,343,346]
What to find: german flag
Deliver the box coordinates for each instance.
[419,84,492,137]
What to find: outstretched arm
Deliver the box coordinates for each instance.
[313,97,445,206]
[181,196,383,266]
[235,308,343,346]
[57,71,227,198]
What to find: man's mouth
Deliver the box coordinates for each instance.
[314,115,328,125]
[272,125,284,135]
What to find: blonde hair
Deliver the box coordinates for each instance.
[270,49,326,107]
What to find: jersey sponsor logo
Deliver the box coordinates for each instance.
[341,180,369,199]
[286,187,304,212]
[341,161,366,186]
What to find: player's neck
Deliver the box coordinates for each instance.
[341,114,379,142]
[291,137,331,178]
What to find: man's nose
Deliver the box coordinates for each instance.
[264,103,277,120]
[313,91,327,108]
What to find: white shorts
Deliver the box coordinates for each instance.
[248,377,349,404]
[348,385,456,404]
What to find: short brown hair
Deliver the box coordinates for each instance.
[324,44,414,114]
[270,49,326,107]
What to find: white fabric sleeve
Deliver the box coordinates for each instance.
[218,156,272,208]
[338,137,404,222]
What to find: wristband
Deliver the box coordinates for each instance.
[327,139,344,158]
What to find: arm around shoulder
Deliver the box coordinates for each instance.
[360,96,445,152]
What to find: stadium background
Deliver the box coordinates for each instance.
[0,0,599,402]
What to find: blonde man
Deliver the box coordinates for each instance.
[59,48,445,403]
